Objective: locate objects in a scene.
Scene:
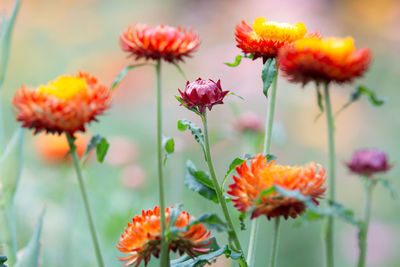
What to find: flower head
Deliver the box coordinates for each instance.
[279,36,372,85]
[117,206,212,266]
[347,149,391,177]
[120,24,200,63]
[235,17,307,62]
[234,111,263,133]
[13,72,111,135]
[228,154,326,219]
[35,133,89,164]
[178,78,229,114]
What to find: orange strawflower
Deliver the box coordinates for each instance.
[278,37,371,85]
[120,24,200,63]
[117,206,212,267]
[228,154,326,219]
[235,17,307,62]
[13,72,112,135]
[35,133,89,163]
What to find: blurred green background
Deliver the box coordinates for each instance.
[1,0,399,266]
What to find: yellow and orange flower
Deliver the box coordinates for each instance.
[278,37,371,85]
[235,17,307,62]
[34,133,89,164]
[117,206,212,267]
[228,154,326,219]
[13,72,112,135]
[120,24,200,63]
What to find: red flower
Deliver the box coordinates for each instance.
[120,24,200,63]
[117,207,212,266]
[178,78,229,114]
[13,72,111,135]
[228,154,326,219]
[278,37,372,85]
[347,149,391,177]
[235,17,307,62]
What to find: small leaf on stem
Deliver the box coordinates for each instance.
[261,58,277,98]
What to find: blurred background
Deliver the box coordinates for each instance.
[1,0,400,266]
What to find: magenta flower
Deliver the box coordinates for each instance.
[347,149,391,177]
[178,78,229,114]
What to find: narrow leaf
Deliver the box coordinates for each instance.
[222,157,245,189]
[224,55,243,67]
[177,119,206,156]
[261,58,277,98]
[176,97,201,115]
[162,136,175,165]
[227,92,244,100]
[172,62,188,80]
[0,128,24,204]
[111,64,149,90]
[184,161,218,203]
[376,178,397,199]
[14,210,45,267]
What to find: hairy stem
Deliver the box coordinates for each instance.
[323,83,335,267]
[201,112,243,253]
[155,60,169,266]
[66,134,105,267]
[247,68,279,267]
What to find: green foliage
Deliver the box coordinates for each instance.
[225,55,243,67]
[178,120,206,156]
[14,210,44,267]
[82,134,109,164]
[0,0,21,88]
[170,213,228,235]
[0,128,24,205]
[172,62,188,80]
[176,97,201,115]
[261,58,277,98]
[184,161,218,203]
[111,64,149,90]
[0,255,6,267]
[376,178,397,199]
[162,135,175,165]
[222,157,245,189]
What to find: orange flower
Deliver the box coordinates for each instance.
[235,17,307,62]
[13,72,111,135]
[34,133,89,164]
[117,206,212,267]
[278,37,371,85]
[120,24,200,63]
[228,154,326,219]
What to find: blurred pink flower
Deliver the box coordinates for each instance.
[341,221,398,266]
[234,111,264,133]
[106,137,138,166]
[121,165,146,189]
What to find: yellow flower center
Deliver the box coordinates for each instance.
[38,76,87,99]
[252,17,307,42]
[295,37,356,59]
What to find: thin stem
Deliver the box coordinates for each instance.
[0,205,17,266]
[201,112,243,253]
[0,98,5,151]
[247,68,279,266]
[357,179,375,267]
[323,83,335,267]
[269,217,281,267]
[155,60,169,267]
[66,134,105,267]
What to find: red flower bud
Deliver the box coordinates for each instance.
[178,78,229,114]
[347,149,391,177]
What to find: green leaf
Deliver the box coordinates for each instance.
[162,136,175,165]
[81,134,109,164]
[225,55,243,67]
[184,161,218,203]
[0,0,21,88]
[0,255,7,267]
[0,128,24,205]
[177,120,206,156]
[172,62,188,80]
[167,203,183,231]
[111,64,149,90]
[222,158,245,189]
[170,213,228,236]
[376,178,397,199]
[261,58,277,98]
[14,210,44,267]
[335,85,387,117]
[227,92,244,100]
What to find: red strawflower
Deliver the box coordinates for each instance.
[178,78,229,114]
[347,149,391,177]
[120,24,200,63]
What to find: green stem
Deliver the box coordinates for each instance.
[0,98,5,151]
[155,60,169,267]
[201,112,243,253]
[247,68,279,266]
[269,217,281,267]
[66,134,105,267]
[357,179,375,267]
[323,83,335,267]
[0,205,17,266]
